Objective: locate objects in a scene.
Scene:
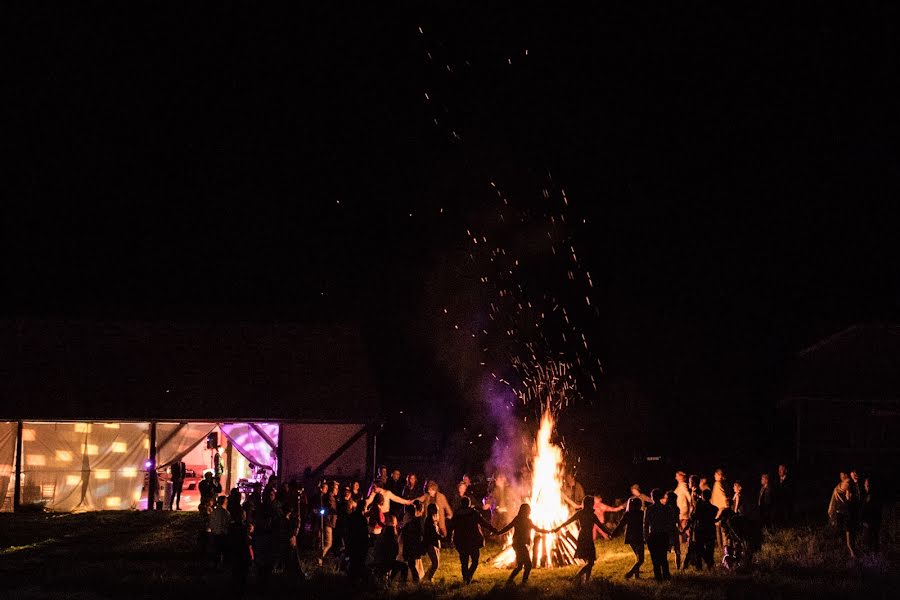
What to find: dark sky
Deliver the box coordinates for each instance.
[4,4,900,465]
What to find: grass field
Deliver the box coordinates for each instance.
[0,511,896,599]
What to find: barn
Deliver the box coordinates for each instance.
[783,323,900,473]
[0,319,381,512]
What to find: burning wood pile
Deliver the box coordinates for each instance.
[492,411,583,568]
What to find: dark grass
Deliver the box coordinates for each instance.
[0,511,896,600]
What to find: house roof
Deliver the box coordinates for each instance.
[788,323,900,400]
[0,319,380,422]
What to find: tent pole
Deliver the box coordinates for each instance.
[13,421,23,512]
[276,423,283,479]
[147,422,158,510]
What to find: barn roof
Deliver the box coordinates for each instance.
[0,319,380,422]
[787,323,900,400]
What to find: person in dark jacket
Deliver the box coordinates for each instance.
[773,464,793,527]
[169,461,186,510]
[346,500,370,583]
[422,502,445,582]
[687,488,718,570]
[732,481,747,516]
[373,515,408,583]
[313,480,338,563]
[860,477,882,552]
[644,488,676,581]
[553,496,613,583]
[452,497,498,584]
[612,497,646,578]
[494,503,551,585]
[400,503,424,582]
[758,473,773,529]
[199,472,222,508]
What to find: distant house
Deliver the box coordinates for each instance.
[0,319,381,512]
[784,323,900,471]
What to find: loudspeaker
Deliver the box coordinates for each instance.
[206,432,219,449]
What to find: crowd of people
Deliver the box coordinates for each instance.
[193,462,885,592]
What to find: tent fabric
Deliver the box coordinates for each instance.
[0,422,15,511]
[220,422,279,471]
[20,422,148,511]
[156,422,216,469]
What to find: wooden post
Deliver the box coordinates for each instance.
[13,421,23,512]
[147,421,158,510]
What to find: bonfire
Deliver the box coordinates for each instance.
[492,411,582,568]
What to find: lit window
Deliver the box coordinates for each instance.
[42,484,55,498]
[94,469,110,480]
[65,475,82,486]
[121,467,137,477]
[111,442,127,453]
[103,423,120,429]
[55,450,73,462]
[86,444,99,456]
[105,496,122,508]
[22,428,36,441]
[143,439,150,449]
[26,454,46,466]
[74,423,92,433]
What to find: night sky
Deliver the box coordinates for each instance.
[5,5,900,480]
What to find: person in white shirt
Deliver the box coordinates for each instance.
[674,471,692,565]
[711,468,731,547]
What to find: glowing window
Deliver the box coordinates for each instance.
[143,439,150,449]
[66,475,82,486]
[26,454,46,466]
[103,423,120,429]
[86,444,99,456]
[74,423,92,433]
[42,484,55,498]
[121,467,137,477]
[55,450,74,462]
[22,428,36,442]
[105,496,122,508]
[94,469,110,480]
[111,442,127,453]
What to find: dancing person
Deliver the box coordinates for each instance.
[346,500,370,583]
[612,497,646,579]
[644,488,675,581]
[828,478,856,559]
[400,503,424,582]
[372,515,409,583]
[553,495,613,583]
[366,492,386,536]
[663,491,682,570]
[495,503,551,586]
[687,488,717,570]
[388,469,405,516]
[451,496,498,584]
[417,481,454,537]
[592,494,623,539]
[422,502,445,582]
[758,473,773,529]
[169,460,186,510]
[630,484,653,508]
